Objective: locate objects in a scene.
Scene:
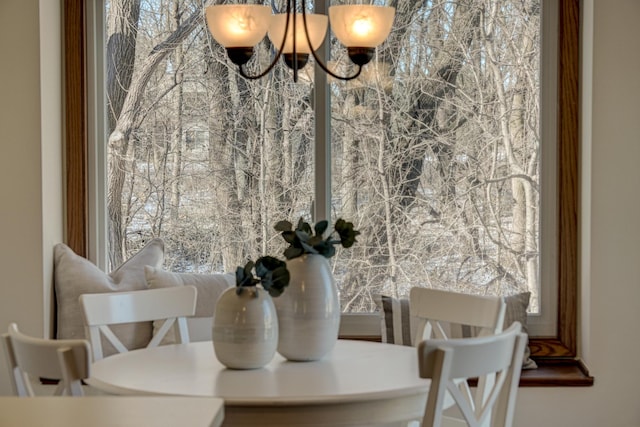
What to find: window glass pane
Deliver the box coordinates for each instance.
[105,0,315,273]
[330,1,542,313]
[329,1,542,313]
[104,0,542,314]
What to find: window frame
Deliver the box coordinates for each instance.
[63,0,581,363]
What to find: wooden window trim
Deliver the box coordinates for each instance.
[63,0,590,385]
[64,0,88,257]
[520,0,584,367]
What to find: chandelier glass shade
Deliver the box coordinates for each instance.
[205,2,395,82]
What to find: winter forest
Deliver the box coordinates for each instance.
[105,0,542,313]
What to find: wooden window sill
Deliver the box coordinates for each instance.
[341,337,594,387]
[519,358,593,387]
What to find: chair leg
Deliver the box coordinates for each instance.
[57,347,85,397]
[53,382,66,396]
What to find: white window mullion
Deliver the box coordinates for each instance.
[86,0,109,271]
[313,0,331,224]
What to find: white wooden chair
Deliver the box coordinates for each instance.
[79,285,197,361]
[418,322,527,427]
[409,287,507,426]
[1,322,91,396]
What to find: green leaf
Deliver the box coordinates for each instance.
[235,257,289,294]
[300,241,319,254]
[244,260,255,276]
[235,263,258,287]
[255,256,286,279]
[274,220,293,232]
[281,230,297,244]
[254,262,268,278]
[284,247,303,260]
[315,241,335,258]
[295,230,311,243]
[233,261,261,287]
[307,235,324,248]
[314,220,329,237]
[334,218,360,248]
[276,217,358,260]
[296,218,312,235]
[272,266,290,288]
[235,266,245,286]
[265,265,290,297]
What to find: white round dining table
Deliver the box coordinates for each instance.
[87,339,430,426]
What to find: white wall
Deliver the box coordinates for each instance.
[0,0,63,395]
[1,1,640,425]
[514,1,640,426]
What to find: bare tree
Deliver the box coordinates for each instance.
[106,0,204,267]
[106,0,542,311]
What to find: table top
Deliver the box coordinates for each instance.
[88,339,428,406]
[0,396,224,427]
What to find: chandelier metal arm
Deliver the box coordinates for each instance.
[223,0,372,82]
[301,0,362,81]
[206,2,395,82]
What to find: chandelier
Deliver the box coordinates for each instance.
[205,1,395,82]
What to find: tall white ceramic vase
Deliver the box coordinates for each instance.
[212,286,278,369]
[274,254,340,361]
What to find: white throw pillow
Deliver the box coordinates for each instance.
[54,238,165,356]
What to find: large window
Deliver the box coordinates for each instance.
[65,0,580,361]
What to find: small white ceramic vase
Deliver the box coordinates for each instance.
[212,286,278,369]
[274,254,340,361]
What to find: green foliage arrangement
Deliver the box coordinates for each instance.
[234,256,290,297]
[274,218,360,260]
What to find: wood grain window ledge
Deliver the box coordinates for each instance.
[341,336,594,387]
[521,358,593,387]
[463,358,593,387]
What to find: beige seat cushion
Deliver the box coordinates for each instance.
[144,267,235,342]
[54,239,165,356]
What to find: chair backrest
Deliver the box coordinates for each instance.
[418,322,527,427]
[409,287,506,345]
[409,287,507,426]
[1,323,91,396]
[80,285,197,361]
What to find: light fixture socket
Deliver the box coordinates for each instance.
[226,47,254,66]
[283,53,310,70]
[347,47,374,66]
